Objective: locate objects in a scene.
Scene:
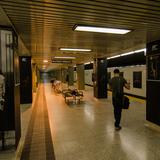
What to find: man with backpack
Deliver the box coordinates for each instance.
[109,69,130,130]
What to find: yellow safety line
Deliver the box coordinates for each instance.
[127,96,145,103]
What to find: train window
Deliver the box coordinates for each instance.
[133,71,142,88]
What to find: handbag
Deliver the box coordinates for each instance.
[117,77,130,109]
[123,96,130,109]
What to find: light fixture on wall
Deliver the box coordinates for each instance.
[107,48,146,60]
[73,24,131,34]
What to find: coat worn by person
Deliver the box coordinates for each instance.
[109,75,128,129]
[109,76,127,105]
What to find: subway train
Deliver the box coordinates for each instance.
[83,64,146,99]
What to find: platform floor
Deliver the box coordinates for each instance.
[1,83,160,160]
[44,83,160,160]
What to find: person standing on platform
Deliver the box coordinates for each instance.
[0,70,5,111]
[109,69,130,130]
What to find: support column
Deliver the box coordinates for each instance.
[61,68,68,83]
[68,66,74,86]
[146,40,160,126]
[93,58,107,98]
[19,56,32,104]
[76,64,85,90]
[36,67,40,84]
[57,69,62,81]
[61,68,65,83]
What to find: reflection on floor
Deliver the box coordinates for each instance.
[45,83,160,160]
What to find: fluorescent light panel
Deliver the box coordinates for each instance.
[60,48,91,52]
[52,60,72,64]
[107,55,121,60]
[84,61,94,65]
[107,48,146,60]
[74,25,131,34]
[54,56,76,59]
[120,51,134,56]
[43,60,48,63]
[134,48,146,53]
[84,62,91,65]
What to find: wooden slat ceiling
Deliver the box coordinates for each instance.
[0,0,160,68]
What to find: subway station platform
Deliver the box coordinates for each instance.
[1,83,160,160]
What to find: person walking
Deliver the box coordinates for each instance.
[109,69,130,130]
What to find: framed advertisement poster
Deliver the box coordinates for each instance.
[147,55,160,80]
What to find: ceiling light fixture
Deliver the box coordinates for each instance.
[134,48,146,53]
[52,60,72,64]
[43,60,48,63]
[59,48,91,52]
[84,61,94,65]
[107,48,146,60]
[73,25,131,34]
[120,51,134,56]
[54,56,76,59]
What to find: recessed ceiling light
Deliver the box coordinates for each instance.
[73,25,131,34]
[59,48,91,52]
[54,56,76,59]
